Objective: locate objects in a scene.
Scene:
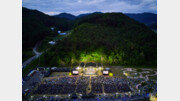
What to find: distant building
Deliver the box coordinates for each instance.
[51,27,54,31]
[58,30,61,34]
[102,68,111,75]
[59,32,67,35]
[49,41,56,45]
[57,30,67,35]
[51,67,57,71]
[72,68,79,75]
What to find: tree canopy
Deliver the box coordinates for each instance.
[37,13,157,67]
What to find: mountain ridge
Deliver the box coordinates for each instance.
[53,12,157,30]
[22,8,157,68]
[39,13,157,67]
[54,13,76,20]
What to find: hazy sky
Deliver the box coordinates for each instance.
[22,0,157,16]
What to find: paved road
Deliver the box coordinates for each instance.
[22,43,42,68]
[22,71,43,92]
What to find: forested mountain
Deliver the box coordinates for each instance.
[77,12,157,30]
[37,13,156,67]
[77,12,102,18]
[53,12,157,30]
[53,12,102,19]
[22,7,73,62]
[125,13,157,30]
[54,13,76,20]
[22,7,72,48]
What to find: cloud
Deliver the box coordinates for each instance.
[22,0,157,16]
[44,12,61,15]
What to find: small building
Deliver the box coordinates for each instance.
[102,68,111,75]
[51,27,54,31]
[72,68,79,75]
[57,30,61,34]
[59,32,67,35]
[49,41,56,45]
[51,67,57,71]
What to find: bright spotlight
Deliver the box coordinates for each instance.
[76,66,81,70]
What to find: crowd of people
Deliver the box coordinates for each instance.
[34,84,76,94]
[43,77,77,84]
[91,76,131,93]
[76,76,89,94]
[34,77,78,94]
[30,92,151,101]
[91,83,102,94]
[34,76,133,95]
[31,75,156,100]
[23,67,157,101]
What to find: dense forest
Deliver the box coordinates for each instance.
[23,8,157,76]
[22,7,73,62]
[22,7,73,48]
[34,13,156,67]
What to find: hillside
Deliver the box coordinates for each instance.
[77,12,102,18]
[54,13,76,20]
[23,7,73,48]
[53,12,157,30]
[22,7,73,62]
[125,13,157,30]
[35,13,157,67]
